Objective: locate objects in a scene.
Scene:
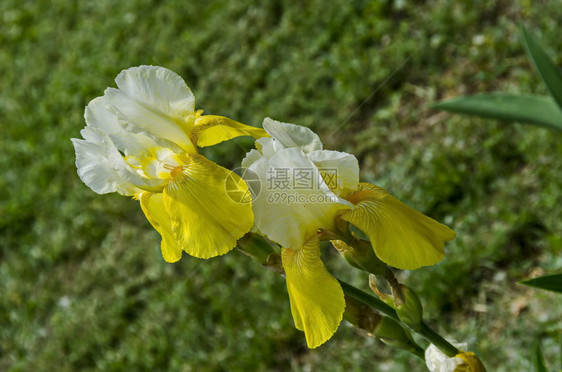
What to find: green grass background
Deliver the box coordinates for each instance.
[1,0,561,371]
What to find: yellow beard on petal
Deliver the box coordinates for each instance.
[123,147,195,193]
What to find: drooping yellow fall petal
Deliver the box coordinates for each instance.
[192,115,268,147]
[340,183,456,270]
[163,154,253,259]
[282,235,345,349]
[139,192,183,263]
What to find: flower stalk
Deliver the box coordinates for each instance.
[338,280,461,358]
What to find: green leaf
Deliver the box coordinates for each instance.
[533,340,547,372]
[433,93,562,131]
[520,273,562,293]
[521,25,562,109]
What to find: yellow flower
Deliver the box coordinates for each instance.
[72,66,266,261]
[242,118,455,348]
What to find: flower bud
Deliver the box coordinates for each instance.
[374,317,419,353]
[343,295,382,333]
[331,239,386,275]
[393,284,423,331]
[455,351,486,372]
[425,343,487,372]
[377,270,423,331]
[368,274,395,307]
[344,294,424,356]
[265,252,284,275]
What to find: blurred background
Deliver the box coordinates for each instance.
[1,0,561,370]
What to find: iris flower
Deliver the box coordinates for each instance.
[72,66,266,262]
[242,118,455,348]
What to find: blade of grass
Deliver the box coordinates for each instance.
[533,339,547,372]
[433,93,562,131]
[521,25,562,109]
[519,273,562,293]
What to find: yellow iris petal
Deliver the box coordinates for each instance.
[163,154,253,259]
[139,192,182,263]
[192,115,268,147]
[282,235,345,349]
[341,183,456,270]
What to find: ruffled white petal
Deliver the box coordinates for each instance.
[307,150,359,195]
[84,96,122,135]
[104,66,196,152]
[262,118,323,153]
[79,126,104,144]
[255,137,286,159]
[104,87,195,153]
[241,148,263,169]
[246,147,350,250]
[75,126,164,191]
[72,137,140,196]
[115,65,195,120]
[425,343,467,372]
[85,96,161,156]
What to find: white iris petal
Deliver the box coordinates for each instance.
[262,117,322,153]
[244,118,355,250]
[307,150,359,195]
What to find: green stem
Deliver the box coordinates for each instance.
[339,279,459,358]
[411,346,426,360]
[339,280,396,316]
[419,322,459,358]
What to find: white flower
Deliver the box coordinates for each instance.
[72,66,266,261]
[242,117,358,249]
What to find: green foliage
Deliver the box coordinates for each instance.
[533,340,547,372]
[433,25,562,131]
[520,273,562,293]
[1,0,561,371]
[433,93,562,130]
[521,25,562,108]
